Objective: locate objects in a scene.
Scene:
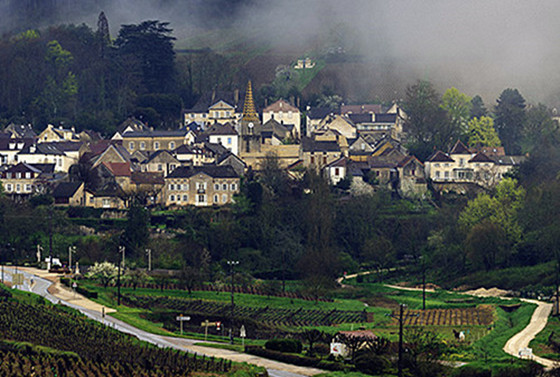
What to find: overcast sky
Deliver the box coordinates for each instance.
[7,0,560,106]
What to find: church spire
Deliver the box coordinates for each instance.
[241,81,259,123]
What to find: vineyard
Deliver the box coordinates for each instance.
[0,287,231,376]
[122,295,372,330]
[396,306,495,326]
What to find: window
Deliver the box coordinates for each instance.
[90,196,94,204]
[222,194,227,203]
[16,173,21,179]
[25,172,31,179]
[435,171,440,178]
[323,156,327,164]
[169,142,176,149]
[158,164,163,171]
[197,194,205,203]
[459,158,464,166]
[169,184,175,191]
[154,142,160,150]
[169,195,175,201]
[170,164,176,172]
[361,143,366,151]
[227,137,232,145]
[310,156,315,164]
[102,199,110,208]
[129,142,134,150]
[335,167,340,176]
[140,142,146,150]
[5,184,11,192]
[222,183,227,190]
[16,184,21,192]
[197,182,207,190]
[176,195,181,201]
[444,171,449,178]
[217,137,222,144]
[231,183,237,191]
[6,173,11,179]
[214,184,220,190]
[25,184,31,192]
[288,111,293,119]
[434,163,440,167]
[183,195,188,201]
[214,195,219,203]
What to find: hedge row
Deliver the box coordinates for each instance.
[244,346,348,372]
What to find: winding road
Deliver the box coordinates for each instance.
[342,272,556,369]
[4,267,557,373]
[1,266,321,377]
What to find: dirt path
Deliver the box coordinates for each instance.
[385,282,557,368]
[503,299,555,368]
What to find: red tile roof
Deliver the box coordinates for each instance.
[103,162,131,177]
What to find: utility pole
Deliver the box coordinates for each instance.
[117,246,125,306]
[227,260,239,344]
[120,246,126,269]
[146,248,152,271]
[422,257,426,311]
[387,304,418,377]
[68,246,76,273]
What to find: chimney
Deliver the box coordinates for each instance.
[234,89,239,104]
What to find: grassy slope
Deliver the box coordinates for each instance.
[529,315,560,360]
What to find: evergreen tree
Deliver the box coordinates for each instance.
[495,88,526,154]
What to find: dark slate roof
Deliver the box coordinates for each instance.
[117,117,148,134]
[41,141,83,152]
[301,137,341,152]
[0,138,35,151]
[145,150,177,163]
[469,152,495,163]
[187,90,246,113]
[492,155,525,165]
[29,163,56,173]
[205,123,238,136]
[121,129,189,138]
[167,165,238,179]
[449,140,471,155]
[52,182,82,198]
[427,151,454,162]
[217,152,247,167]
[175,144,204,154]
[5,123,37,138]
[341,104,382,114]
[131,172,165,185]
[203,142,229,156]
[185,122,203,132]
[19,143,65,155]
[6,162,42,174]
[368,156,398,169]
[347,113,372,124]
[374,113,397,123]
[397,155,423,168]
[307,107,333,120]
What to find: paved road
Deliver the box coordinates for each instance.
[1,267,322,377]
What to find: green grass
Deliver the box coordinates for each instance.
[529,314,560,360]
[470,303,536,361]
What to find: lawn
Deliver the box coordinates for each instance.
[529,314,560,360]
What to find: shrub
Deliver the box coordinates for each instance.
[265,338,302,353]
[245,346,348,371]
[354,352,390,375]
[312,343,330,356]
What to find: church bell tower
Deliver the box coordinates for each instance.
[239,81,261,154]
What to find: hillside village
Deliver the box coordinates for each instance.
[0,80,526,210]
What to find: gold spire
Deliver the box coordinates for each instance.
[241,81,259,123]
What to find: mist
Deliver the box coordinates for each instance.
[4,0,560,106]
